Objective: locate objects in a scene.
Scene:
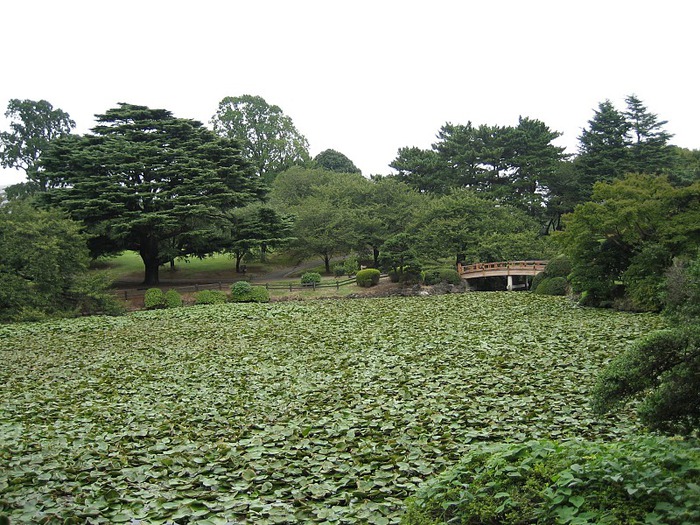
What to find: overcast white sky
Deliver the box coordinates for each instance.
[1,0,698,186]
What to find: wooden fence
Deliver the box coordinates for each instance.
[115,276,359,300]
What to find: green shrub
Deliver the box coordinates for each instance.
[68,272,125,316]
[592,326,700,434]
[401,437,700,525]
[534,276,568,296]
[399,262,423,285]
[164,289,182,308]
[230,281,253,302]
[301,272,322,285]
[343,256,359,276]
[144,288,166,309]
[249,286,270,303]
[356,268,381,287]
[424,268,461,286]
[530,271,546,291]
[544,255,572,278]
[194,289,228,305]
[333,265,346,278]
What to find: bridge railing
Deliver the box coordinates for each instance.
[457,260,548,275]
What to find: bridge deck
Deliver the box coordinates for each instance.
[457,260,547,280]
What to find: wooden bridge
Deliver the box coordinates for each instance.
[457,260,547,290]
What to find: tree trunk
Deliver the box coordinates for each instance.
[373,246,380,267]
[324,254,331,274]
[235,251,244,273]
[260,242,268,262]
[143,257,160,285]
[140,238,160,286]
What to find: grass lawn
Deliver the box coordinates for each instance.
[0,293,664,524]
[96,251,305,284]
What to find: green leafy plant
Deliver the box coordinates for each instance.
[193,289,228,305]
[544,255,572,278]
[356,268,381,287]
[424,268,461,286]
[230,281,254,302]
[0,293,664,524]
[402,437,700,525]
[164,289,183,308]
[535,276,568,296]
[300,272,322,286]
[144,288,166,309]
[592,326,700,434]
[249,286,270,303]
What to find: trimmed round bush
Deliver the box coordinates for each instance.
[535,276,569,296]
[356,268,381,287]
[544,255,572,278]
[402,437,700,525]
[194,289,228,305]
[230,281,253,302]
[440,269,462,286]
[144,288,166,309]
[301,272,322,286]
[249,286,270,303]
[530,271,546,291]
[164,289,182,308]
[425,268,462,286]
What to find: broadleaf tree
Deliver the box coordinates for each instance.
[211,95,310,183]
[0,98,75,193]
[41,103,264,285]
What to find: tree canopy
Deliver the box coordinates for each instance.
[41,103,264,285]
[0,98,75,193]
[211,95,310,183]
[558,174,700,310]
[313,148,361,174]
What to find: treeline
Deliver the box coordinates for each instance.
[1,95,699,321]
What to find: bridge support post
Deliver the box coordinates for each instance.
[507,275,513,291]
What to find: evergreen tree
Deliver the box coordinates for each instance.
[576,100,631,186]
[624,94,674,174]
[42,103,264,285]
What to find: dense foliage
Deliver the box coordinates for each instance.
[41,103,264,285]
[402,437,700,525]
[559,174,700,310]
[0,202,119,322]
[230,281,270,303]
[0,293,663,523]
[0,98,75,193]
[211,95,310,183]
[591,327,700,434]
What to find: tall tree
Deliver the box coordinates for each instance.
[0,99,75,192]
[313,148,361,174]
[576,100,631,186]
[42,103,264,285]
[211,95,310,183]
[624,94,674,174]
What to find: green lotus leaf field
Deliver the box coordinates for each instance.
[0,293,664,524]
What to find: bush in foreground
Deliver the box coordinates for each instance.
[402,437,700,525]
[592,326,700,435]
[356,268,381,287]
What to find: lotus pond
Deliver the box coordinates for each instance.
[0,293,664,524]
